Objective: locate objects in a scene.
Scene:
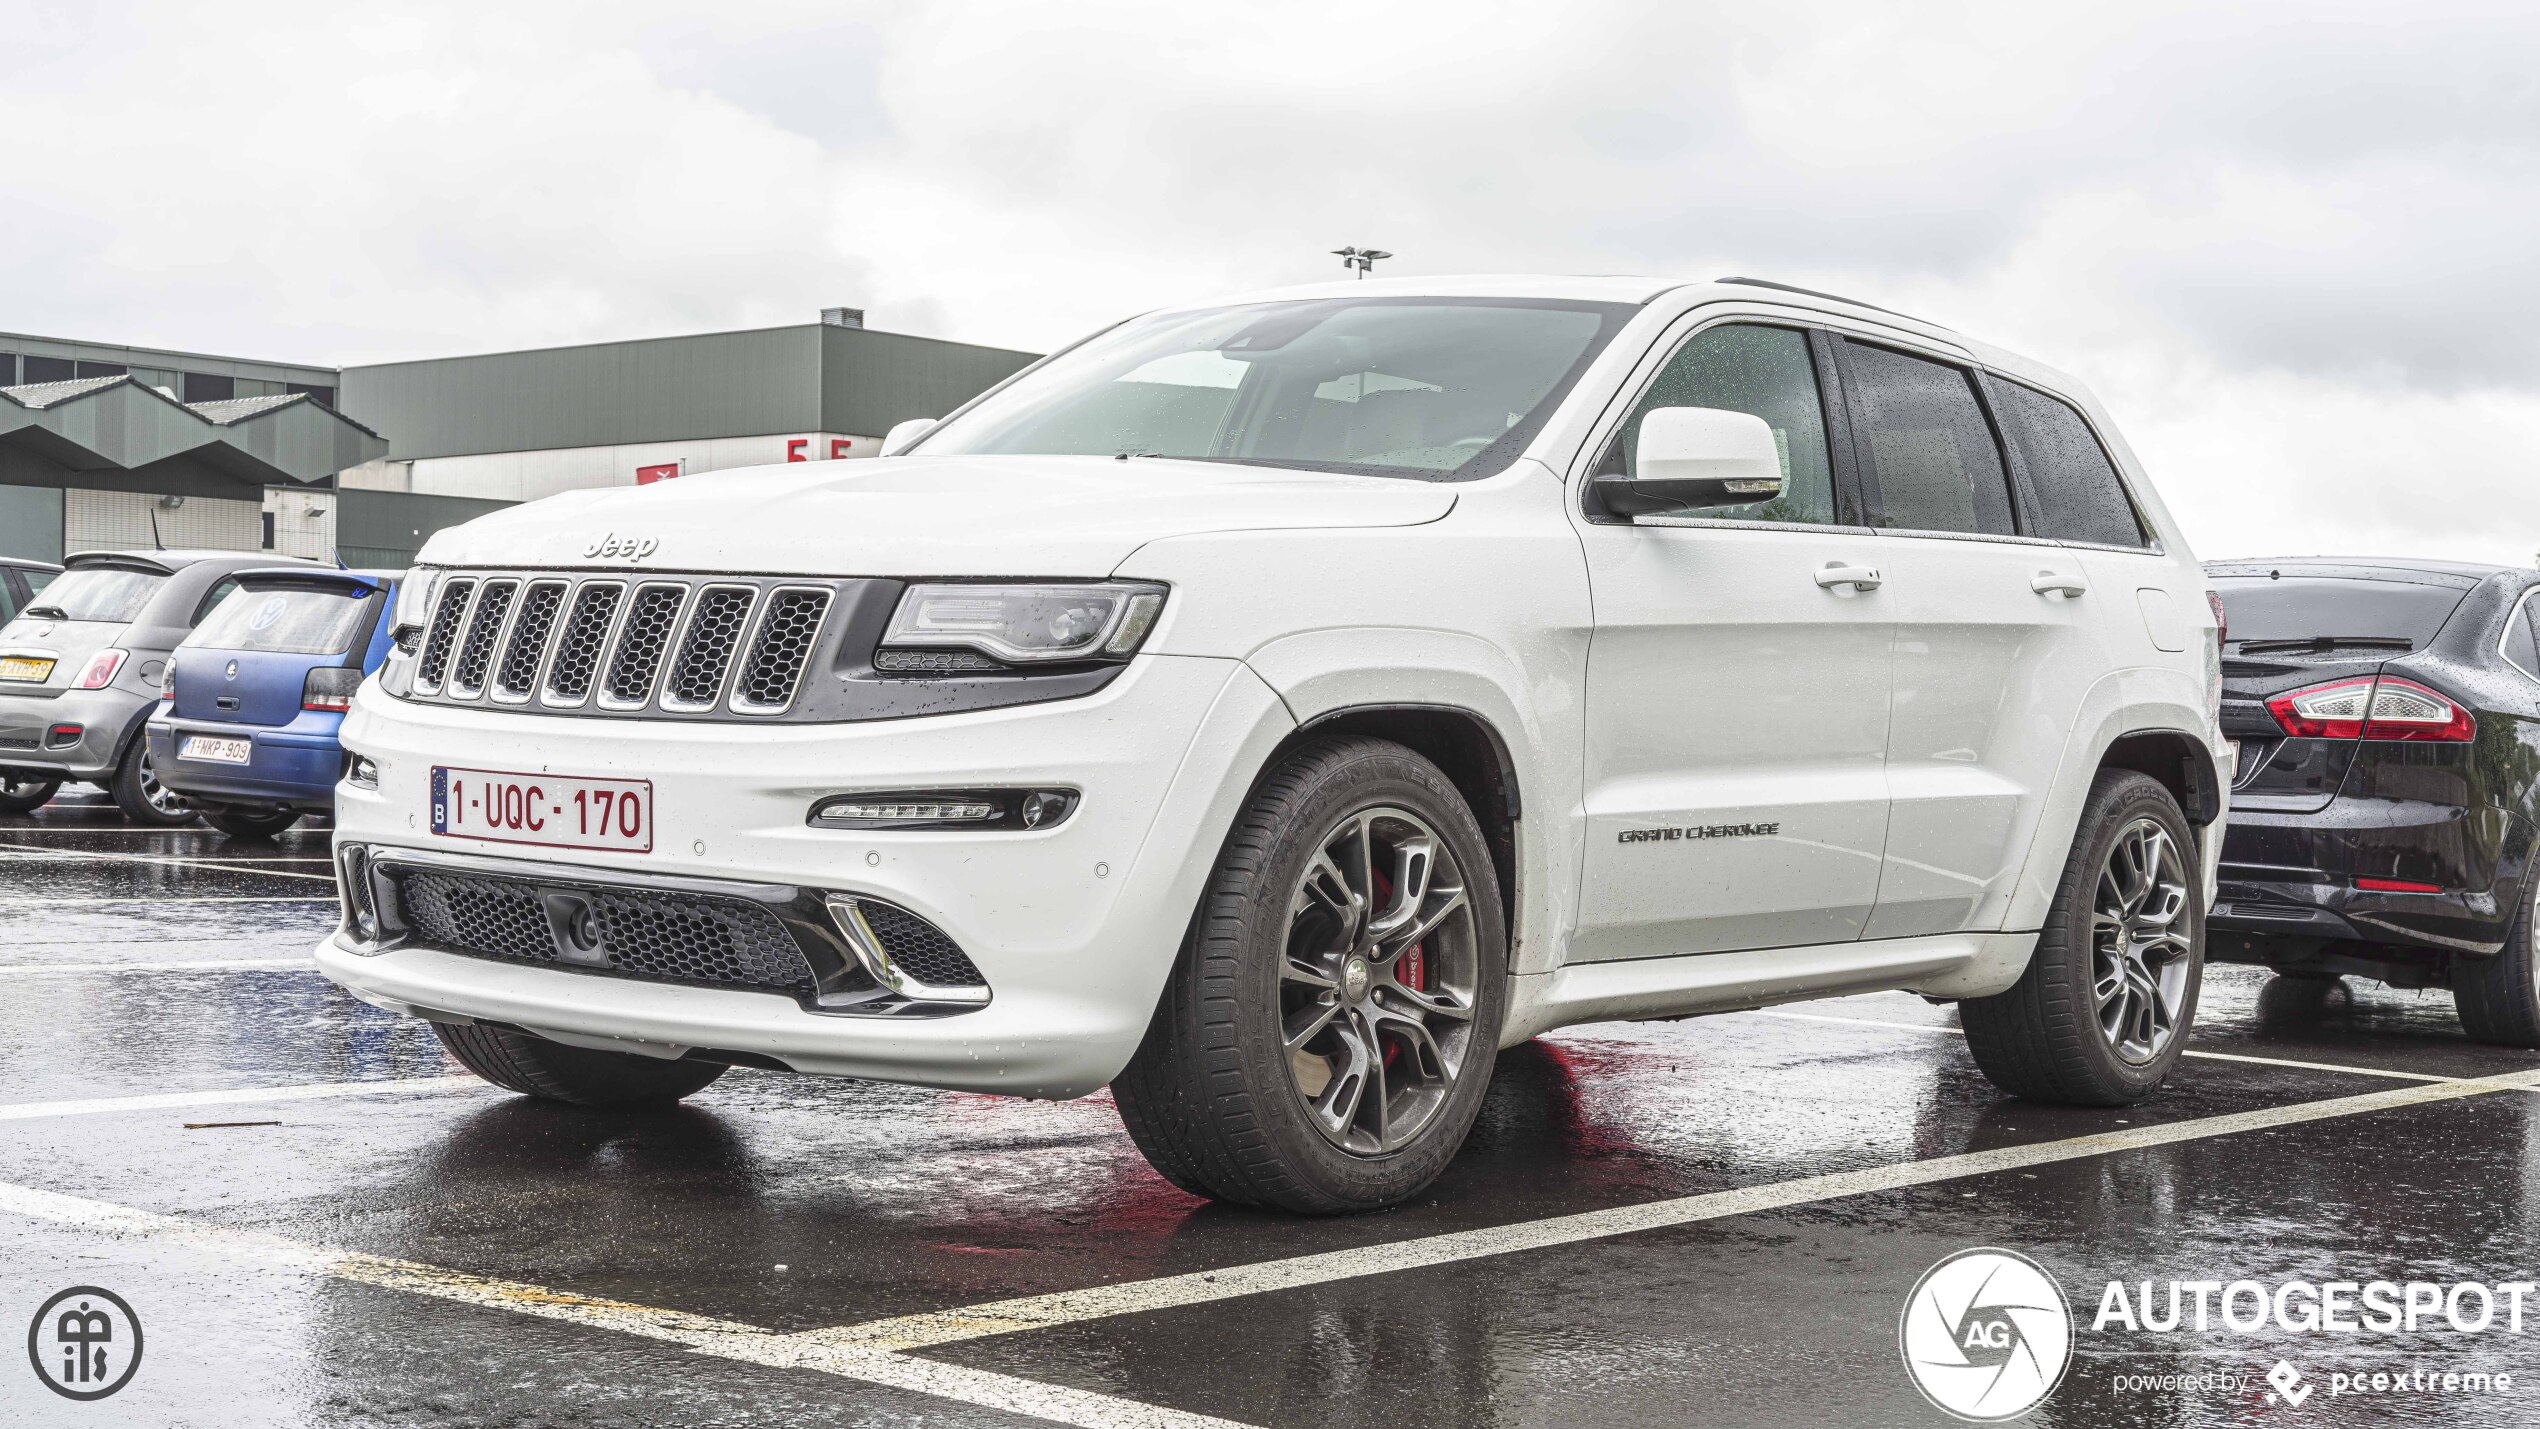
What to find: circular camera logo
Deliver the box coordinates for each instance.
[27,1286,143,1401]
[1899,1249,2070,1421]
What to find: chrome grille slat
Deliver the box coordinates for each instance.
[598,583,690,710]
[663,585,756,711]
[542,582,626,706]
[414,578,477,693]
[492,580,569,703]
[732,587,831,714]
[447,579,519,698]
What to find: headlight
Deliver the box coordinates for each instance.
[880,583,1165,665]
[390,566,445,650]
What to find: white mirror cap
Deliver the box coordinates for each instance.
[881,417,938,456]
[1635,406,1783,493]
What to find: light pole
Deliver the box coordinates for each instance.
[1332,246,1392,279]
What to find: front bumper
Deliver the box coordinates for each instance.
[147,711,346,811]
[2212,795,2536,958]
[0,685,152,781]
[316,653,1290,1098]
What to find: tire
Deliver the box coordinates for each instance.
[431,1021,727,1108]
[202,805,301,839]
[0,774,60,815]
[2452,869,2540,1046]
[1111,736,1509,1213]
[1962,770,2204,1106]
[110,739,197,827]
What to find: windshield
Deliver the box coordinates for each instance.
[917,296,1637,480]
[186,584,375,656]
[27,567,166,624]
[2212,576,2470,648]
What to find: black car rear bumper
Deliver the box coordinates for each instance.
[2213,797,2535,958]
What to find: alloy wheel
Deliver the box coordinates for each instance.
[1280,805,1480,1155]
[138,748,190,818]
[2091,817,2193,1064]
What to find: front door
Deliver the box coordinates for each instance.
[1570,320,1893,961]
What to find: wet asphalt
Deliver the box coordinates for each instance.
[5,789,2540,1426]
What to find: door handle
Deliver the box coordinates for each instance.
[2031,571,2089,598]
[1815,563,1883,593]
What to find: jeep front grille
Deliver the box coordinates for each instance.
[398,869,817,994]
[409,571,836,719]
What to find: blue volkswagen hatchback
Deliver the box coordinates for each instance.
[147,568,399,838]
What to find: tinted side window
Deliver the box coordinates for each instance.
[2505,594,2540,681]
[1993,380,2146,547]
[1841,341,2014,536]
[1600,323,1837,524]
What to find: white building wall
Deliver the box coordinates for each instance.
[337,431,880,502]
[65,489,261,553]
[261,487,338,561]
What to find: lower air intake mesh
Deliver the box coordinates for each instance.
[398,871,814,993]
[857,900,987,988]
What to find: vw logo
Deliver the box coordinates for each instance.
[1899,1248,2071,1421]
[224,660,239,680]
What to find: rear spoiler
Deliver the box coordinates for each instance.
[62,551,177,576]
[230,567,396,595]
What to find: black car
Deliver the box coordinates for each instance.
[2207,556,2540,1043]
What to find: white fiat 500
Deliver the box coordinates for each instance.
[322,276,2227,1212]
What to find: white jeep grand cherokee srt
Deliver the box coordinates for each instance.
[321,275,2227,1213]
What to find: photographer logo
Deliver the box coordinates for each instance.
[1901,1249,2072,1421]
[27,1286,142,1401]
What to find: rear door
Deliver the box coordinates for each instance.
[1570,317,1894,960]
[1835,341,2126,939]
[2207,566,2476,813]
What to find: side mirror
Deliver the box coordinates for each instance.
[882,417,937,456]
[1591,406,1783,517]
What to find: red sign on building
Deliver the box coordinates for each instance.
[635,462,681,485]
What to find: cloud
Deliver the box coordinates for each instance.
[2,0,2537,562]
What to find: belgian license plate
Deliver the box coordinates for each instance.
[180,735,253,765]
[430,766,653,853]
[0,656,53,682]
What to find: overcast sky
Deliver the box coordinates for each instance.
[6,1,2536,564]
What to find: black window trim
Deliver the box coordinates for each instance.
[1979,368,2158,554]
[1826,334,2030,542]
[2501,587,2540,684]
[1572,311,1874,531]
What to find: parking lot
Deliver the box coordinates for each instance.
[3,789,2537,1427]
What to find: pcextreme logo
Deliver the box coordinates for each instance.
[1900,1248,2074,1421]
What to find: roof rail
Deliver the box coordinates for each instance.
[1713,276,1942,327]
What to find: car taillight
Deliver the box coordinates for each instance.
[2203,590,2226,724]
[2266,676,2475,742]
[73,648,127,690]
[2357,877,2444,893]
[303,666,362,712]
[160,655,177,700]
[2206,590,2228,646]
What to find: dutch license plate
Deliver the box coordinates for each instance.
[180,735,253,765]
[431,766,653,853]
[0,656,54,682]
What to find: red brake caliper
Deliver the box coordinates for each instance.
[1370,870,1425,1072]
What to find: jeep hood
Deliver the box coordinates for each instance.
[415,455,1458,575]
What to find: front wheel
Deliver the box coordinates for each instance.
[431,1021,727,1108]
[1962,770,2204,1106]
[1112,737,1508,1213]
[0,774,60,815]
[110,740,196,827]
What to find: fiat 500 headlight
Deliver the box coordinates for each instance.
[880,582,1166,665]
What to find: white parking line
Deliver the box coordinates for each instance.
[0,895,338,905]
[0,844,337,880]
[0,1076,483,1123]
[0,957,315,975]
[814,1068,2540,1351]
[0,1181,1253,1429]
[1747,1008,2469,1084]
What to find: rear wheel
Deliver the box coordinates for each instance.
[1963,771,2203,1106]
[110,740,196,826]
[0,774,60,815]
[431,1021,727,1107]
[1112,737,1508,1213]
[202,805,301,839]
[2452,872,2540,1047]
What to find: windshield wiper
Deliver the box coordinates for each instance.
[2231,635,2413,654]
[20,604,67,620]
